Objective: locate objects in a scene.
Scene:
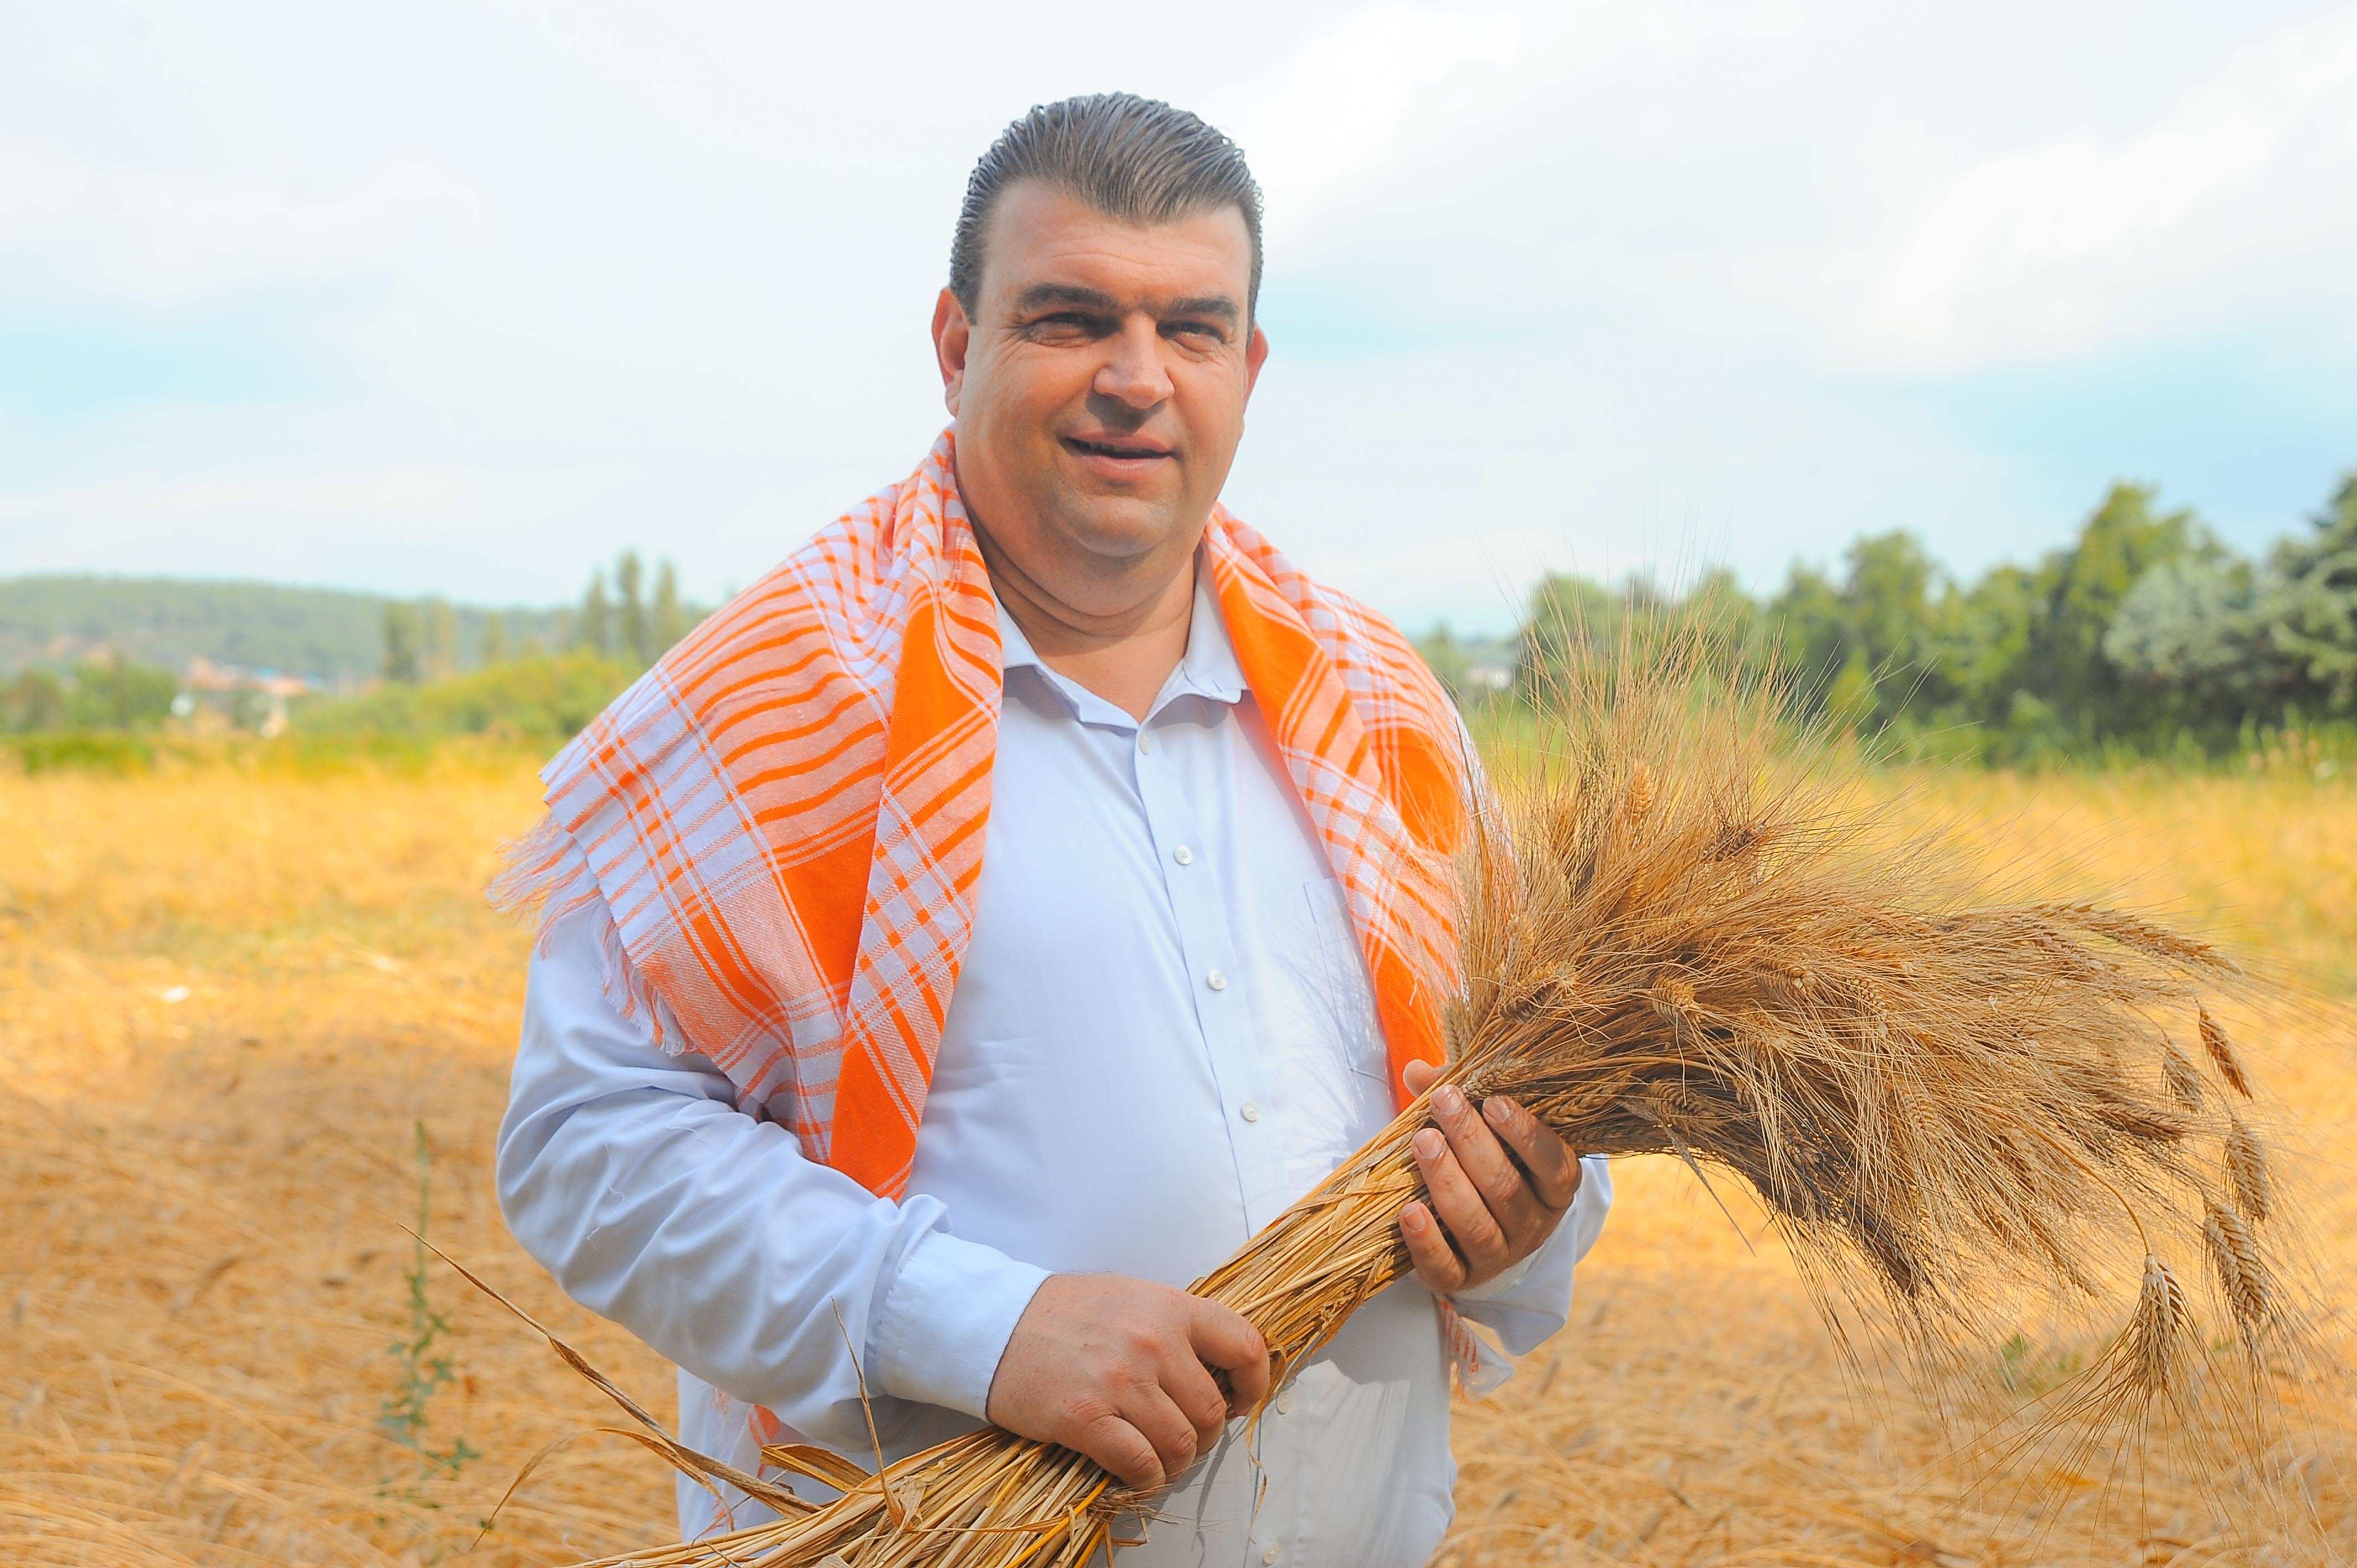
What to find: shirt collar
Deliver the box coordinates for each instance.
[994,551,1247,713]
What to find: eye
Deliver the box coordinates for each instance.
[1026,311,1109,342]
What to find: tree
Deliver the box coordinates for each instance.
[652,561,685,657]
[615,551,648,668]
[424,597,459,681]
[1414,623,1471,701]
[1677,566,1768,662]
[1938,564,2040,734]
[383,602,423,684]
[2027,482,2198,739]
[66,656,178,728]
[1768,563,1850,714]
[480,611,510,668]
[2,668,68,732]
[1842,533,1950,729]
[2102,551,2272,736]
[1767,533,1948,732]
[1518,567,1768,708]
[579,570,614,657]
[1517,572,1624,702]
[2260,473,2357,715]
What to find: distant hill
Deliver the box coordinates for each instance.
[0,575,569,684]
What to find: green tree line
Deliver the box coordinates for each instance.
[1,658,179,734]
[376,550,694,685]
[1464,472,2357,766]
[0,575,569,682]
[1,550,707,747]
[307,551,704,741]
[14,486,2353,770]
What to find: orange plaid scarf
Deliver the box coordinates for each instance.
[498,428,1469,1200]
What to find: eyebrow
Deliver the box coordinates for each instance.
[1011,283,1242,326]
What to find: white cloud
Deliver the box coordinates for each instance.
[0,465,596,584]
[1207,2,1550,254]
[0,133,460,307]
[1,0,2351,628]
[1833,5,2357,373]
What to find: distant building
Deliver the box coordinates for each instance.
[1463,662,1514,693]
[184,655,315,699]
[179,656,312,737]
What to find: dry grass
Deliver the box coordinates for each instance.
[3,750,2353,1565]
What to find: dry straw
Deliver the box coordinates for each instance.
[514,622,2310,1566]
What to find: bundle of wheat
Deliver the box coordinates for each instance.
[517,635,2303,1567]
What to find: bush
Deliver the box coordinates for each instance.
[2,669,68,732]
[66,657,180,729]
[2,658,180,734]
[3,731,157,774]
[291,651,632,743]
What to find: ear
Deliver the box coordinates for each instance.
[933,288,971,418]
[1243,321,1270,401]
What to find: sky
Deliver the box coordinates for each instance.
[2,1,2354,635]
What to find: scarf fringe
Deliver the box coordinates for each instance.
[488,812,675,1054]
[1439,1299,1515,1396]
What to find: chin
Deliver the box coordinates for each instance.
[1048,492,1196,563]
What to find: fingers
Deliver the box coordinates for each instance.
[1482,1093,1582,1209]
[1075,1406,1174,1492]
[1426,1085,1548,1242]
[1402,1058,1440,1097]
[1184,1298,1271,1412]
[1074,1375,1205,1491]
[1159,1337,1233,1454]
[1079,1298,1247,1489]
[1130,1383,1205,1488]
[985,1275,1251,1494]
[1412,1123,1512,1280]
[1403,1082,1583,1293]
[1399,1196,1466,1292]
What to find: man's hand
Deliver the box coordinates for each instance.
[1397,1060,1582,1293]
[985,1272,1270,1492]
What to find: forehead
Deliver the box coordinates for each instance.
[978,182,1252,311]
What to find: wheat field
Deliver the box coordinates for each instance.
[3,753,2353,1566]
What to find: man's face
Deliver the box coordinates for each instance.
[933,182,1268,612]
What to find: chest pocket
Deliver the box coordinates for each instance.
[1304,878,1387,1087]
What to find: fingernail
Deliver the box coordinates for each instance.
[1434,1086,1464,1116]
[1484,1096,1512,1126]
[1414,1129,1444,1159]
[1402,1203,1426,1231]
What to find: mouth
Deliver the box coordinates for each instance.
[1061,432,1175,466]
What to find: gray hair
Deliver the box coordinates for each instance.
[948,93,1263,320]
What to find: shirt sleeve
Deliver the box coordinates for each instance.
[493,906,1050,1450]
[1446,1154,1612,1355]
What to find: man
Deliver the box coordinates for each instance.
[495,94,1609,1566]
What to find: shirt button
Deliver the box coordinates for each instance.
[1262,1545,1282,1566]
[1137,731,1152,755]
[1206,968,1227,991]
[1172,844,1193,866]
[1240,1100,1260,1123]
[1275,1389,1295,1415]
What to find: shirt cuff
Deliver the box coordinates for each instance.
[869,1229,1051,1420]
[1452,1243,1540,1304]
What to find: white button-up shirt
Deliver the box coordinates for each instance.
[497,566,1610,1566]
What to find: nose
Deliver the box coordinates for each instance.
[1093,316,1173,410]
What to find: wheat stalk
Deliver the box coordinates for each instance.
[2226,1117,2274,1225]
[2202,1005,2254,1097]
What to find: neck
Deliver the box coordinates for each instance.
[974,524,1197,722]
